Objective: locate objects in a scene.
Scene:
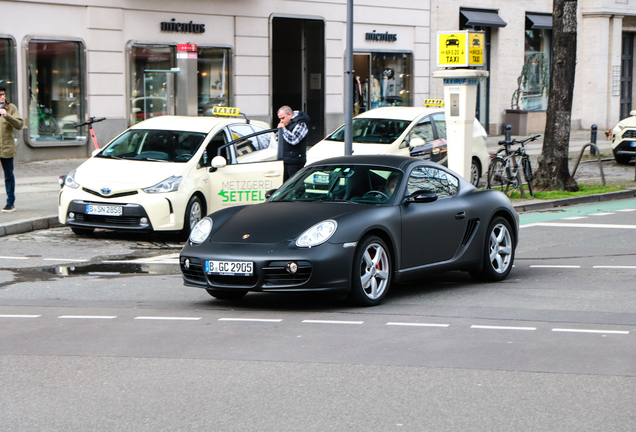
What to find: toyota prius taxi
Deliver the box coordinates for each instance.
[59,108,283,237]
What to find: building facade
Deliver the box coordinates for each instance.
[430,0,636,135]
[0,0,429,162]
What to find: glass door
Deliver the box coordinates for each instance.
[136,71,174,123]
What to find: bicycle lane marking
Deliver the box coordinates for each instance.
[519,198,636,225]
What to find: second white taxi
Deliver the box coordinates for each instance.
[59,109,282,237]
[610,110,636,164]
[306,106,490,187]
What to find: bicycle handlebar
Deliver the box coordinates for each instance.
[73,117,106,128]
[498,134,541,146]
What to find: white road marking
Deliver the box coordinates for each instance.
[302,319,364,325]
[522,222,636,229]
[58,315,117,319]
[105,253,179,265]
[386,322,449,328]
[562,216,588,220]
[135,316,201,321]
[471,325,537,331]
[0,256,29,260]
[593,266,636,269]
[589,212,615,216]
[552,328,629,335]
[616,209,636,212]
[218,318,283,323]
[530,265,581,268]
[0,314,41,318]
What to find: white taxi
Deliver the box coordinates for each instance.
[610,110,636,164]
[59,109,283,236]
[306,107,490,187]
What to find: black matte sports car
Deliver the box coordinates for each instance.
[180,155,519,306]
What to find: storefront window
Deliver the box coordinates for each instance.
[198,47,232,115]
[130,44,175,124]
[370,53,412,109]
[0,37,16,103]
[27,39,85,143]
[522,28,551,111]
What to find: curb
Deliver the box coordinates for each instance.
[0,216,62,238]
[513,189,636,213]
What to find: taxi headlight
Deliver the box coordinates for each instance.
[296,220,337,248]
[618,124,626,131]
[64,170,80,189]
[189,217,213,244]
[142,176,182,194]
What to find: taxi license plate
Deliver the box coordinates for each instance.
[206,260,253,276]
[86,204,123,216]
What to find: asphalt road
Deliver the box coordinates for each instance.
[1,199,636,431]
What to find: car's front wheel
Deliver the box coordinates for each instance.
[471,216,515,281]
[348,235,391,306]
[470,158,481,187]
[181,196,203,239]
[205,289,248,300]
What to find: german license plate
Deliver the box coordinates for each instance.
[86,204,123,216]
[206,260,253,276]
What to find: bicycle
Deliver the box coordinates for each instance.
[73,116,106,150]
[487,134,540,197]
[37,104,58,134]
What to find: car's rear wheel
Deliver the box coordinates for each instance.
[470,216,514,281]
[205,289,248,300]
[71,227,95,236]
[470,158,481,187]
[348,235,391,306]
[181,196,203,239]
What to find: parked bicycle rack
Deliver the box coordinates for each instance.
[571,125,606,186]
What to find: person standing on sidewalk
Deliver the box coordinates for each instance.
[277,105,310,181]
[0,86,24,213]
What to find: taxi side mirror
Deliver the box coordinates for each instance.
[211,155,227,168]
[264,188,278,199]
[409,137,426,149]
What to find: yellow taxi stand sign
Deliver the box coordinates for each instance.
[423,99,444,107]
[437,31,484,68]
[211,106,241,117]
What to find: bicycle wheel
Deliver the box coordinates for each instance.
[487,157,510,193]
[522,157,534,197]
[38,115,58,134]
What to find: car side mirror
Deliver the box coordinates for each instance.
[264,188,278,199]
[404,190,438,204]
[409,137,426,149]
[211,155,227,168]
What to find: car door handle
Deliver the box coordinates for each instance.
[455,211,466,220]
[264,171,281,178]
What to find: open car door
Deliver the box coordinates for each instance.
[208,128,284,210]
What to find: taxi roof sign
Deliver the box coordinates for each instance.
[423,99,444,107]
[211,106,241,117]
[437,31,484,68]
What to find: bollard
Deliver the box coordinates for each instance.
[505,125,512,143]
[590,124,597,156]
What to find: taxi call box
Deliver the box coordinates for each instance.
[437,31,484,68]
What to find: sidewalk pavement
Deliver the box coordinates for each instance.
[1,130,635,238]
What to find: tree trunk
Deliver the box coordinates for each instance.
[535,0,579,191]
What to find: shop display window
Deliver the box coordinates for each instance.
[197,47,232,115]
[130,44,175,124]
[26,39,85,144]
[0,37,16,103]
[522,28,551,111]
[354,52,412,113]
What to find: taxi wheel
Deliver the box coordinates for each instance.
[470,158,481,187]
[71,227,95,236]
[182,196,203,237]
[206,289,248,300]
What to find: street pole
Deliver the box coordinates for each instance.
[344,0,354,156]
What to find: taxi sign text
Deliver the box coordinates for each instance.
[211,106,241,117]
[437,31,484,68]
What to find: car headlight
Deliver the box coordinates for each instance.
[296,220,337,248]
[189,217,213,244]
[618,124,626,131]
[142,176,182,193]
[64,170,80,189]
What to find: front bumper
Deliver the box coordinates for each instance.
[612,130,636,161]
[180,240,355,293]
[59,187,188,232]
